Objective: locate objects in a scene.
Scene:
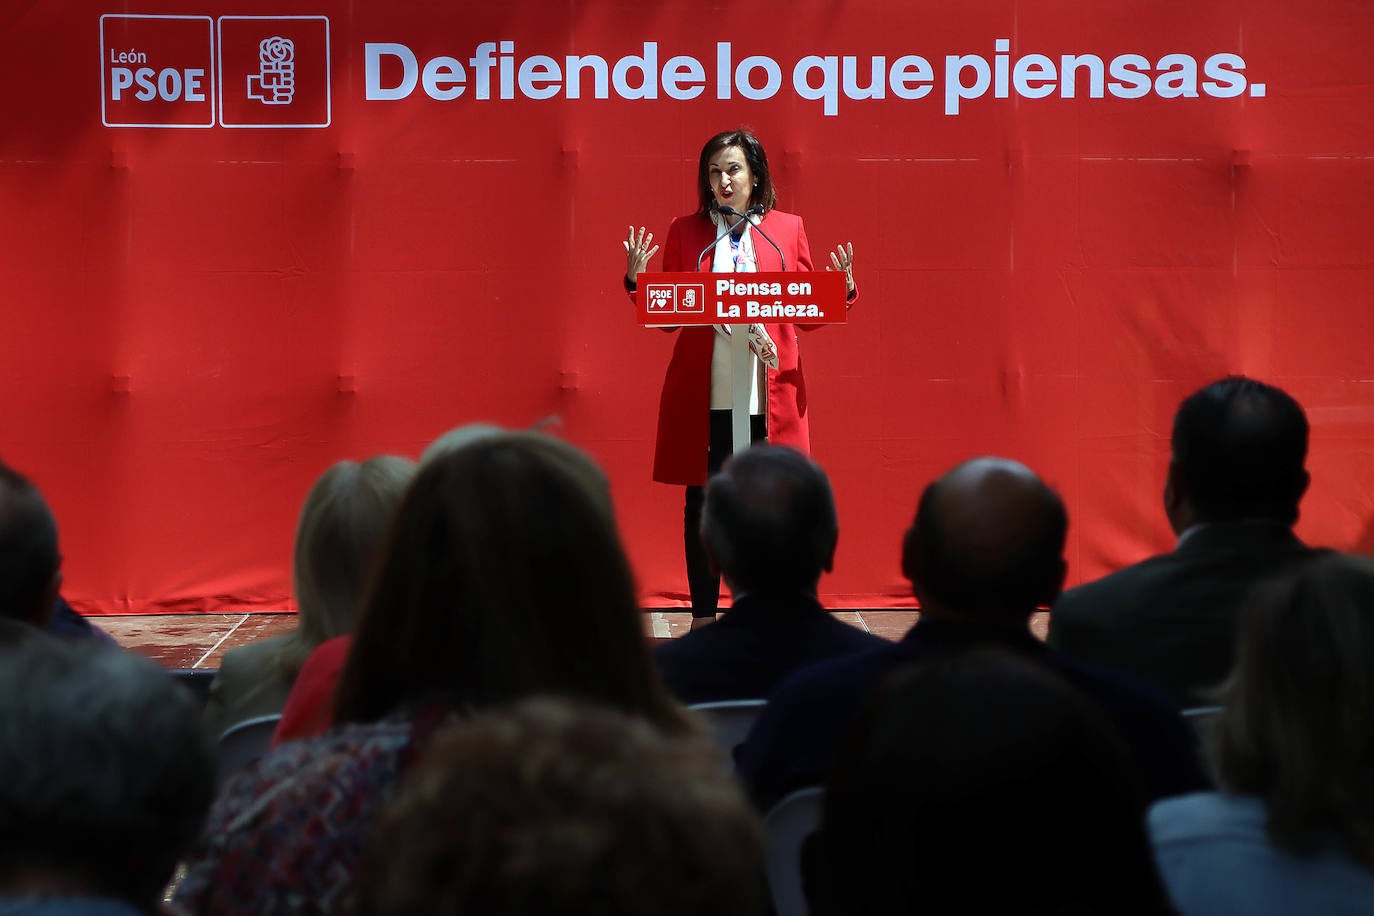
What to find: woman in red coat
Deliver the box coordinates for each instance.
[624,128,856,627]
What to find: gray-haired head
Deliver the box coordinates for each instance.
[0,639,214,909]
[702,446,838,596]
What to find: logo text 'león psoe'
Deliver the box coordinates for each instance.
[100,15,330,128]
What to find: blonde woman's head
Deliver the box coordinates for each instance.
[283,455,416,676]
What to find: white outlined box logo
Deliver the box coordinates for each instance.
[218,17,330,128]
[100,14,215,128]
[646,285,677,313]
[645,283,706,314]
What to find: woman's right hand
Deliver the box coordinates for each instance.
[623,226,659,285]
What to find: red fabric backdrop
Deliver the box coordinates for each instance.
[2,1,1372,613]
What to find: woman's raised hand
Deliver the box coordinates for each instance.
[624,226,659,284]
[826,242,856,294]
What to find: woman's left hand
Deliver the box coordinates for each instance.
[826,242,856,294]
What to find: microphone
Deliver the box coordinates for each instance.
[695,205,752,271]
[740,206,787,272]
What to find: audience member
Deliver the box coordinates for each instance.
[271,424,504,745]
[0,460,61,629]
[0,638,214,915]
[355,698,764,916]
[1149,553,1374,914]
[418,421,504,465]
[737,456,1204,810]
[813,650,1173,915]
[202,455,415,741]
[654,446,885,704]
[1049,376,1318,705]
[175,432,693,914]
[0,460,117,647]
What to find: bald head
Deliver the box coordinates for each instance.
[901,458,1067,619]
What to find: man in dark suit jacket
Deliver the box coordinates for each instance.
[1048,376,1318,707]
[736,457,1205,810]
[654,446,885,704]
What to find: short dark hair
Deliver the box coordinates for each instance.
[0,461,59,622]
[903,459,1068,618]
[695,128,777,217]
[1171,376,1309,524]
[0,639,215,909]
[355,699,763,916]
[1213,552,1374,864]
[815,650,1170,915]
[702,446,837,595]
[332,433,688,734]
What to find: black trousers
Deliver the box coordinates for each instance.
[684,409,768,617]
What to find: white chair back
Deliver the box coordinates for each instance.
[764,786,825,916]
[689,699,767,763]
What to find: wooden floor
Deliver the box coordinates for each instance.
[98,610,1050,668]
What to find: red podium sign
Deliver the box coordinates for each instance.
[636,271,848,326]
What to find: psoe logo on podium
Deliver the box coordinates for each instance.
[217,16,330,128]
[100,14,215,128]
[646,283,706,315]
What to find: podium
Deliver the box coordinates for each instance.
[636,270,848,454]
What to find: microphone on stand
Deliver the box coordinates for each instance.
[740,206,787,272]
[695,204,753,270]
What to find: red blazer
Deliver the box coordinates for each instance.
[637,210,844,486]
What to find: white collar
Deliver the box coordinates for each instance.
[710,208,760,235]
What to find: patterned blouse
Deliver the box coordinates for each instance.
[174,707,458,914]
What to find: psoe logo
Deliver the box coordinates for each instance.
[101,14,215,128]
[219,17,329,126]
[646,285,677,313]
[679,286,702,313]
[645,283,706,314]
[247,37,296,105]
[100,14,330,128]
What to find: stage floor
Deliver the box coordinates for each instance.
[98,610,1051,669]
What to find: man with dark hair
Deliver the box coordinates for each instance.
[654,446,883,703]
[0,461,61,628]
[1048,376,1318,707]
[0,638,215,914]
[737,457,1204,810]
[0,459,113,644]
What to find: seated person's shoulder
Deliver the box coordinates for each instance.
[744,642,902,745]
[774,641,895,702]
[1049,649,1176,710]
[1054,552,1172,608]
